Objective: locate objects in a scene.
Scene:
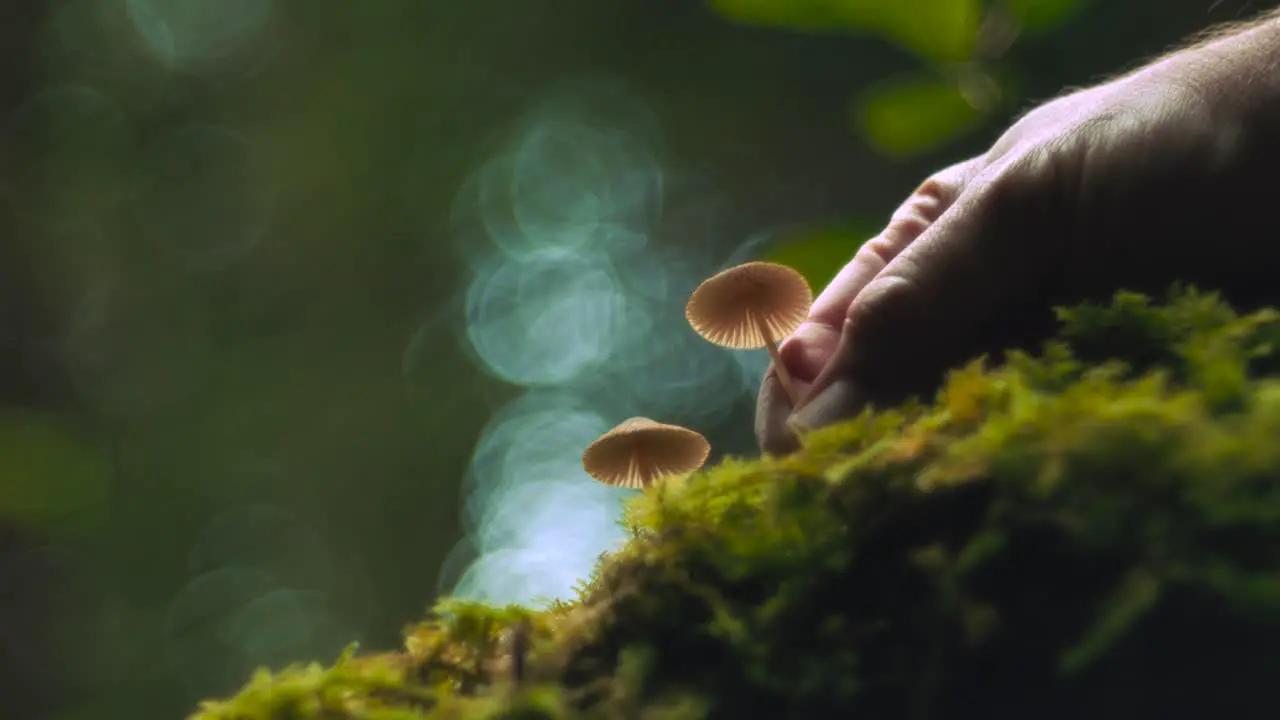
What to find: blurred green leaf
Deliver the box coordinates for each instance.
[854,72,985,158]
[709,0,981,63]
[1003,0,1087,31]
[876,0,982,63]
[763,224,877,293]
[0,407,110,530]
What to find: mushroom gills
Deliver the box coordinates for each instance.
[683,261,814,407]
[581,417,710,489]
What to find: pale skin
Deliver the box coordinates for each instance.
[757,7,1280,454]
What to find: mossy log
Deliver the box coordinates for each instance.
[191,288,1280,720]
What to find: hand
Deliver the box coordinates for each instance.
[756,20,1280,455]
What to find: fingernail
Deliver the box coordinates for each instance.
[789,378,862,432]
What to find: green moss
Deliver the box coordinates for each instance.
[191,288,1280,720]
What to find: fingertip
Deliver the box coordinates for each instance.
[755,371,801,455]
[777,322,842,384]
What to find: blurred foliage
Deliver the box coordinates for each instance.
[709,0,1090,158]
[708,0,983,63]
[853,71,985,158]
[761,223,877,292]
[191,288,1280,718]
[0,407,109,533]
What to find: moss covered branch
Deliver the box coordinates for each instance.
[191,288,1280,720]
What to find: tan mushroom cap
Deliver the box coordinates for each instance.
[685,261,813,349]
[581,417,711,489]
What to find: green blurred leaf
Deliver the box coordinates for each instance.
[763,224,877,293]
[876,0,982,63]
[0,407,110,530]
[709,0,981,63]
[854,73,985,158]
[1003,0,1087,31]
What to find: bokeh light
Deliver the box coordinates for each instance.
[126,0,275,72]
[440,79,770,606]
[464,249,628,387]
[447,390,632,604]
[165,504,360,699]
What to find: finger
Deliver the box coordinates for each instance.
[777,160,980,384]
[790,158,1057,433]
[755,368,803,455]
[757,160,977,454]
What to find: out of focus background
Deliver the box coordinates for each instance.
[0,0,1254,717]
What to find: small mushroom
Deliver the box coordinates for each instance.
[581,417,711,489]
[685,261,813,404]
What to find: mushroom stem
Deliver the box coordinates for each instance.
[754,315,798,405]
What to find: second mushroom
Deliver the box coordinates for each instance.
[685,261,813,405]
[582,417,711,490]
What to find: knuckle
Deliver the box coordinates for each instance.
[858,232,905,265]
[843,274,921,341]
[968,154,1047,227]
[881,214,931,247]
[914,175,949,201]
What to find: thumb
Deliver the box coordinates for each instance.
[790,164,1059,431]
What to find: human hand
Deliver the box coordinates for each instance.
[756,17,1280,454]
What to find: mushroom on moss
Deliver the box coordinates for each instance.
[581,417,711,489]
[685,260,813,404]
